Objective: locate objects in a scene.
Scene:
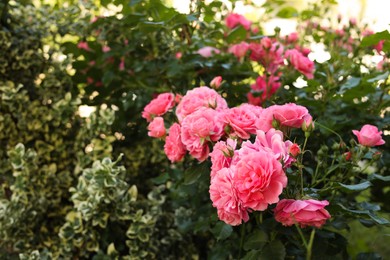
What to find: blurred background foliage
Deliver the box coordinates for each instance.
[0,0,389,259]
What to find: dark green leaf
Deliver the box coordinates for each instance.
[338,181,371,192]
[243,229,268,250]
[212,222,233,241]
[259,240,286,260]
[356,252,383,260]
[369,174,390,182]
[338,77,361,94]
[366,71,389,83]
[242,250,262,260]
[183,162,209,185]
[151,172,170,184]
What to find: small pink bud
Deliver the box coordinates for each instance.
[77,41,91,52]
[102,45,111,52]
[119,57,125,71]
[210,76,223,89]
[289,143,301,157]
[175,52,182,59]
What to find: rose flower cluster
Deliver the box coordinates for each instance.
[142,86,333,228]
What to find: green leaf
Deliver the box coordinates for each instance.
[212,222,233,241]
[276,6,298,18]
[356,253,382,260]
[338,181,371,192]
[183,162,209,185]
[338,77,361,94]
[366,71,389,83]
[259,240,286,260]
[226,26,248,44]
[242,250,262,260]
[151,172,170,184]
[367,212,390,225]
[243,229,268,250]
[369,173,390,182]
[361,30,390,47]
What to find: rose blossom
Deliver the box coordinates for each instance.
[233,149,287,211]
[181,108,225,161]
[352,124,385,147]
[285,49,315,79]
[176,86,228,122]
[274,199,331,228]
[210,76,223,89]
[237,129,294,168]
[225,13,252,30]
[209,167,249,226]
[147,117,166,138]
[249,38,284,73]
[289,143,301,157]
[228,42,250,59]
[197,46,220,58]
[272,103,310,128]
[210,139,237,178]
[164,123,186,163]
[224,105,258,139]
[247,75,281,105]
[142,93,175,122]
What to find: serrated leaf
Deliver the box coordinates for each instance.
[338,181,371,192]
[243,229,268,250]
[259,240,286,260]
[183,162,209,185]
[242,250,262,260]
[212,222,233,241]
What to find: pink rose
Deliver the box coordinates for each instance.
[181,108,225,161]
[224,105,258,139]
[228,42,250,59]
[272,103,310,128]
[164,123,186,163]
[255,106,277,132]
[175,52,182,59]
[77,41,91,52]
[247,75,281,106]
[238,129,294,168]
[176,86,228,122]
[210,76,223,89]
[147,117,166,138]
[225,13,252,30]
[233,149,287,211]
[285,49,315,79]
[286,32,299,43]
[209,167,249,226]
[289,143,301,157]
[197,46,220,58]
[210,139,237,178]
[142,93,175,122]
[249,38,284,73]
[102,45,111,52]
[352,124,385,147]
[274,199,331,228]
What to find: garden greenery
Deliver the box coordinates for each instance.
[0,0,389,259]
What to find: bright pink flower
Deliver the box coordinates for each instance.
[102,45,111,52]
[272,103,310,128]
[209,167,249,226]
[238,129,294,167]
[164,123,186,163]
[181,108,225,161]
[228,42,250,59]
[274,199,331,228]
[175,52,182,59]
[286,32,299,43]
[289,143,301,157]
[210,76,223,89]
[255,106,277,132]
[142,93,175,122]
[352,124,385,147]
[176,86,228,122]
[77,41,91,51]
[210,139,237,178]
[249,38,284,73]
[197,46,220,57]
[147,117,166,138]
[247,75,281,105]
[285,49,315,79]
[224,105,258,139]
[225,13,252,30]
[233,149,287,211]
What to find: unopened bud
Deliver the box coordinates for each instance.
[210,76,223,89]
[343,151,352,161]
[289,143,301,157]
[302,115,315,132]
